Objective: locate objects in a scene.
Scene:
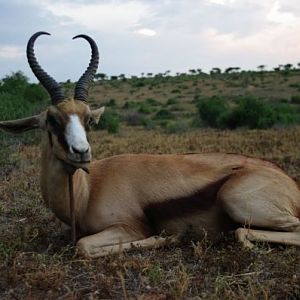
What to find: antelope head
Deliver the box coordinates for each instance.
[0,32,105,172]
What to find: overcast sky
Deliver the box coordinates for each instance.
[0,0,300,82]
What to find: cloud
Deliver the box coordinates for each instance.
[134,28,157,36]
[206,0,236,6]
[0,46,23,59]
[36,0,152,34]
[267,1,297,24]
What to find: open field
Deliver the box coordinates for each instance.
[0,127,299,299]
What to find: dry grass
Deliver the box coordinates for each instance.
[0,127,300,299]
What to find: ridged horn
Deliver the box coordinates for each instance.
[26,31,65,105]
[73,34,99,102]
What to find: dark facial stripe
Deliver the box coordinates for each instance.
[47,115,69,152]
[143,174,232,231]
[56,130,69,152]
[48,131,53,148]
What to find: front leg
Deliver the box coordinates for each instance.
[77,225,178,258]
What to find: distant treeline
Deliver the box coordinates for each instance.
[1,69,300,136]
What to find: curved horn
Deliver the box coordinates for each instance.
[26,31,65,105]
[73,34,99,102]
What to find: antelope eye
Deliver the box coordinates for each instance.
[47,114,60,128]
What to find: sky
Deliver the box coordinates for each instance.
[0,0,300,82]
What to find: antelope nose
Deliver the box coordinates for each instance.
[71,145,89,154]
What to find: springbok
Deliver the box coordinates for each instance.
[1,32,300,258]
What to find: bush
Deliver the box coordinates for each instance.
[196,96,228,127]
[166,120,190,133]
[291,95,300,104]
[196,95,298,129]
[222,96,276,129]
[145,98,161,106]
[0,71,29,95]
[23,84,48,103]
[166,97,179,105]
[123,101,139,110]
[124,111,146,126]
[271,103,299,126]
[0,73,48,146]
[142,118,156,130]
[104,98,116,107]
[138,103,152,114]
[131,80,145,88]
[154,109,174,120]
[0,73,48,122]
[97,110,119,133]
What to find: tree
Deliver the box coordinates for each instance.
[284,63,293,71]
[282,63,293,79]
[225,67,234,74]
[210,67,221,75]
[163,70,171,77]
[118,74,126,81]
[189,69,196,75]
[95,73,107,80]
[257,65,266,72]
[0,71,29,95]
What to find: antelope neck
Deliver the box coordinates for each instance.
[40,133,90,228]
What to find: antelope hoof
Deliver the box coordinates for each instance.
[235,228,255,249]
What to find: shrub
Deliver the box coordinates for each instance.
[0,72,48,122]
[138,103,152,114]
[196,96,228,127]
[131,80,145,88]
[0,90,47,145]
[222,96,276,129]
[0,71,29,95]
[105,98,116,107]
[291,95,300,104]
[123,101,139,110]
[125,111,146,126]
[23,84,48,103]
[142,118,156,130]
[97,110,119,133]
[166,97,179,105]
[154,109,174,120]
[271,103,299,126]
[145,98,161,106]
[166,120,190,133]
[289,83,300,88]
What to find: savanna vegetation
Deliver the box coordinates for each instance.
[0,67,300,299]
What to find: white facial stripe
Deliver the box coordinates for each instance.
[65,115,89,153]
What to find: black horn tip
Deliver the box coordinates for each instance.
[72,34,89,40]
[29,31,51,41]
[72,34,98,47]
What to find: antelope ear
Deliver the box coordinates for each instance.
[0,113,45,134]
[91,106,105,124]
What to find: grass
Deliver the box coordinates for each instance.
[0,127,300,299]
